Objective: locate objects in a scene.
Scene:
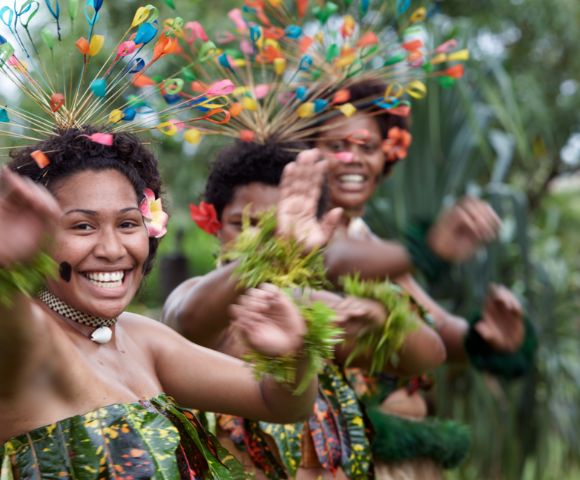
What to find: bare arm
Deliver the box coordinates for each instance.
[154,286,317,422]
[308,290,446,374]
[162,262,242,349]
[336,321,447,374]
[395,274,469,362]
[164,148,342,350]
[0,169,62,397]
[325,236,413,283]
[325,197,501,283]
[0,297,51,397]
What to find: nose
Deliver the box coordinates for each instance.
[335,151,355,163]
[93,226,127,262]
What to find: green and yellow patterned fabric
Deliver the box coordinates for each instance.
[261,363,371,479]
[1,394,247,480]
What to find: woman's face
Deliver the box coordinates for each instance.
[315,113,386,214]
[219,182,280,246]
[46,169,150,318]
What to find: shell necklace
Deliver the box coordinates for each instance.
[38,289,117,344]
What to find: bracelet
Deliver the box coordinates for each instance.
[341,275,419,374]
[222,210,342,394]
[464,312,537,379]
[0,252,57,308]
[403,219,451,283]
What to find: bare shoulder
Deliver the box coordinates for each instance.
[120,311,179,336]
[161,276,202,325]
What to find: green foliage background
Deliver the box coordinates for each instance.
[1,0,579,478]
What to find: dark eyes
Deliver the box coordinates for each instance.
[328,141,347,152]
[73,222,94,231]
[71,220,141,231]
[361,143,379,153]
[120,220,141,229]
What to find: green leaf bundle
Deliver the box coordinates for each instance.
[341,275,420,373]
[223,209,343,394]
[220,209,328,290]
[0,252,57,308]
[244,300,343,395]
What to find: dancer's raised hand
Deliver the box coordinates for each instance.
[230,284,307,357]
[0,168,61,266]
[277,148,342,251]
[428,197,501,263]
[476,284,524,353]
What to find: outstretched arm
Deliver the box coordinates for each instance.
[395,274,523,363]
[325,237,413,282]
[162,262,242,350]
[325,197,501,282]
[310,290,445,374]
[155,285,317,423]
[163,148,342,349]
[0,169,62,397]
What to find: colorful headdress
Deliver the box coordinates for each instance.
[160,0,468,146]
[0,1,232,155]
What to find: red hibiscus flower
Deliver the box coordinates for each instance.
[381,127,413,163]
[189,201,222,235]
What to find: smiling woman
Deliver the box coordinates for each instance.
[0,127,319,479]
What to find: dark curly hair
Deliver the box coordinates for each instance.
[204,141,298,219]
[205,140,329,221]
[8,127,163,275]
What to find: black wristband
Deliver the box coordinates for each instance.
[464,312,538,380]
[403,220,451,283]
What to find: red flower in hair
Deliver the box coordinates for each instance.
[190,201,222,235]
[381,127,413,163]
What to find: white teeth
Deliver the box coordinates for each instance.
[88,279,123,289]
[85,271,124,282]
[84,271,125,288]
[339,174,365,183]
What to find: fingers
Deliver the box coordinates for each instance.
[488,284,523,316]
[474,318,499,343]
[457,197,501,242]
[320,207,343,244]
[480,284,525,352]
[233,284,292,316]
[0,168,61,220]
[295,148,324,166]
[280,149,326,199]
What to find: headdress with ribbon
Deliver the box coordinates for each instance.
[154,0,468,147]
[0,0,234,156]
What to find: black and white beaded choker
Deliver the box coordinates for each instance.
[38,289,117,344]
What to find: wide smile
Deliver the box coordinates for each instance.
[78,268,135,297]
[83,270,126,289]
[334,173,370,192]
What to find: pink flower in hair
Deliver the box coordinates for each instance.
[140,188,168,238]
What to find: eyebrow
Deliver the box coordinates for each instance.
[64,207,140,216]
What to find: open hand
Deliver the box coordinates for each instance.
[428,197,501,263]
[277,149,343,251]
[0,168,61,266]
[230,284,306,357]
[332,296,386,337]
[476,284,524,353]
